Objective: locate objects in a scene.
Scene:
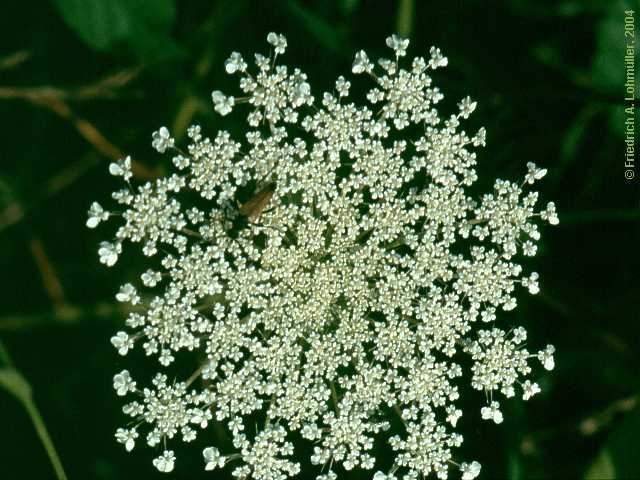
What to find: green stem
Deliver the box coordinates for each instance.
[396,0,415,37]
[23,395,69,480]
[0,340,68,480]
[393,403,407,427]
[330,381,340,414]
[0,340,13,366]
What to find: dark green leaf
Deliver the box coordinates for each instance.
[339,0,360,16]
[285,0,347,54]
[52,0,176,56]
[591,0,639,94]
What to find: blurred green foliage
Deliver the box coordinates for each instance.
[54,0,177,56]
[0,0,638,479]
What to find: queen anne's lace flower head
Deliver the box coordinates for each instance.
[90,33,558,479]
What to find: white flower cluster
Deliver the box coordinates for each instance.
[90,33,558,479]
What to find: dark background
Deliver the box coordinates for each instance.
[0,0,638,479]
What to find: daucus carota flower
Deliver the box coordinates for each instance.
[90,33,557,479]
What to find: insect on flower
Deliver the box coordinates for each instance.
[238,181,276,223]
[223,181,277,239]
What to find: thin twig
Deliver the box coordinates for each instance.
[172,95,208,141]
[519,394,639,455]
[579,395,638,436]
[0,70,163,234]
[34,94,122,160]
[0,202,24,232]
[28,236,66,308]
[0,153,100,234]
[44,153,101,195]
[0,302,132,330]
[0,68,143,101]
[186,363,206,388]
[0,68,159,180]
[0,50,31,70]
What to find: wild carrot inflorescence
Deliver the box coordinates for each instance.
[90,33,558,479]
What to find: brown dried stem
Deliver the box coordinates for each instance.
[28,236,66,309]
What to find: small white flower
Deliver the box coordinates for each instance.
[512,326,527,344]
[152,126,174,153]
[525,162,548,184]
[153,450,175,473]
[386,34,409,56]
[461,461,482,479]
[522,271,540,294]
[211,90,234,116]
[98,241,120,267]
[115,427,138,452]
[147,430,161,447]
[158,349,174,366]
[111,331,134,355]
[541,201,559,225]
[182,426,196,442]
[481,401,503,424]
[352,50,372,74]
[429,46,448,68]
[172,154,189,169]
[503,384,516,398]
[473,127,487,147]
[202,360,218,380]
[115,283,140,304]
[142,241,157,257]
[191,408,212,428]
[446,405,463,427]
[108,156,132,181]
[538,344,556,370]
[228,416,243,435]
[203,446,226,470]
[113,369,135,396]
[86,202,109,228]
[291,79,312,108]
[266,32,287,54]
[225,51,247,74]
[335,76,350,97]
[378,57,396,75]
[458,96,477,119]
[503,297,517,310]
[522,240,537,256]
[522,380,541,400]
[141,269,161,287]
